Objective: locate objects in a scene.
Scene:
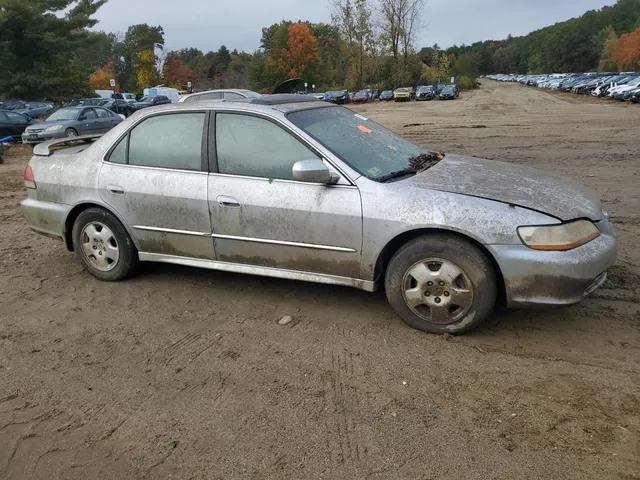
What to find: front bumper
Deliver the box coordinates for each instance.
[22,130,65,144]
[489,220,617,307]
[21,198,70,240]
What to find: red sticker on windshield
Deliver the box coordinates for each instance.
[357,124,373,134]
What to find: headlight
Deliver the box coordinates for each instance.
[518,220,600,251]
[44,124,64,132]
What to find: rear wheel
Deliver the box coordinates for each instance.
[384,234,497,334]
[72,208,138,281]
[65,128,78,137]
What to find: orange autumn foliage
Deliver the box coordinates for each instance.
[268,23,319,79]
[163,54,192,88]
[613,26,640,71]
[89,64,116,90]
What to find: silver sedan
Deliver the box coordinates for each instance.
[20,96,617,334]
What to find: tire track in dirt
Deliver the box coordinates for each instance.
[321,337,369,466]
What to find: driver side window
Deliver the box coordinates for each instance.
[215,113,319,180]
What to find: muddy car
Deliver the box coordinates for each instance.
[20,95,616,334]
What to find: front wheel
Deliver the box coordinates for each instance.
[384,234,497,334]
[65,128,78,137]
[72,208,139,281]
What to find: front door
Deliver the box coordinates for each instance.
[98,111,214,260]
[208,112,363,279]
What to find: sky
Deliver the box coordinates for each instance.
[93,0,617,52]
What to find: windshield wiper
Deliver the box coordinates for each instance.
[376,169,417,183]
[376,152,445,183]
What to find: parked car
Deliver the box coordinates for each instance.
[439,85,457,100]
[67,98,132,116]
[21,106,123,144]
[179,89,261,103]
[415,85,436,101]
[394,87,412,102]
[352,89,371,104]
[131,95,172,111]
[0,100,55,118]
[379,90,394,101]
[112,93,137,103]
[67,98,105,107]
[20,95,616,335]
[324,90,350,104]
[0,110,35,142]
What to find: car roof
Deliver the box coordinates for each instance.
[127,96,333,117]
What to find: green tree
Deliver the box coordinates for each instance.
[0,0,107,101]
[114,24,165,91]
[598,26,619,71]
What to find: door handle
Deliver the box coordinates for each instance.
[107,185,125,195]
[217,195,240,208]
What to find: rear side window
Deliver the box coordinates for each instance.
[128,113,205,170]
[96,108,111,118]
[108,136,128,164]
[107,113,205,170]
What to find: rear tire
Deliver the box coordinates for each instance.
[384,234,497,335]
[72,208,139,281]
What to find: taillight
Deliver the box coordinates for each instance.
[23,165,36,189]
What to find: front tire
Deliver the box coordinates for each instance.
[65,128,78,137]
[384,234,497,334]
[72,208,139,281]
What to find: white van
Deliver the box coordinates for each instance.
[143,86,180,103]
[95,89,115,99]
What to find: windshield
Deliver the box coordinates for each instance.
[46,108,79,121]
[288,106,427,181]
[241,90,262,98]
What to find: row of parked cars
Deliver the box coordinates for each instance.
[487,72,640,103]
[0,91,177,145]
[2,82,462,146]
[321,84,460,104]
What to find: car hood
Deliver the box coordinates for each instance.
[405,155,603,222]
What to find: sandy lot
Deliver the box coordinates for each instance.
[0,82,638,479]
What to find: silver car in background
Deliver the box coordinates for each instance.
[179,89,261,103]
[20,95,616,334]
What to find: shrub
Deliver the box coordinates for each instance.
[457,75,479,90]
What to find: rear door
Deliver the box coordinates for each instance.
[95,107,119,132]
[207,111,363,279]
[98,111,214,260]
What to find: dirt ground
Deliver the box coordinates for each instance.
[1,82,639,480]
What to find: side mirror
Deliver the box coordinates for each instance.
[292,159,339,184]
[78,115,86,121]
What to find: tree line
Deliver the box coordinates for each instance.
[2,0,639,102]
[448,0,640,75]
